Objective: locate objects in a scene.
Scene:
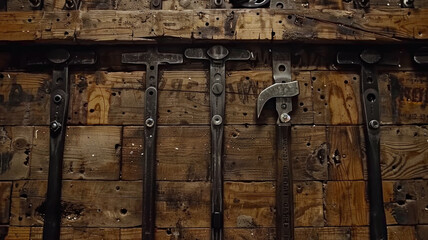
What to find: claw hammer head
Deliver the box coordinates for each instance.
[256,81,300,119]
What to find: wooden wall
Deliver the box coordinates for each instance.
[0,45,426,239]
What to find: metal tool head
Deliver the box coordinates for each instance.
[337,49,400,66]
[26,49,96,66]
[256,81,299,118]
[414,47,428,64]
[122,48,183,66]
[185,45,251,62]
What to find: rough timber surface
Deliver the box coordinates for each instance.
[0,42,427,240]
[0,9,428,42]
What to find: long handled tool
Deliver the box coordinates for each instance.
[122,48,183,240]
[27,49,96,240]
[337,49,399,240]
[185,45,250,240]
[256,48,299,240]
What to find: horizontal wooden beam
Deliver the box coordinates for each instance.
[0,8,427,43]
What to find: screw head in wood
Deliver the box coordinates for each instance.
[280,113,291,123]
[369,119,380,129]
[145,118,155,128]
[212,83,223,95]
[50,120,62,132]
[212,115,223,126]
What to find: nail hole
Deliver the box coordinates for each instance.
[150,66,155,70]
[276,2,284,8]
[312,77,316,81]
[303,107,308,112]
[344,80,349,84]
[120,208,128,215]
[287,15,292,19]
[89,109,95,113]
[149,91,154,95]
[205,22,209,26]
[116,186,120,190]
[64,31,69,36]
[278,64,286,71]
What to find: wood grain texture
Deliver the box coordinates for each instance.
[294,181,324,227]
[122,126,210,181]
[1,9,428,42]
[0,127,32,180]
[10,180,142,227]
[291,126,328,181]
[380,125,428,180]
[0,182,11,224]
[379,72,428,124]
[327,126,364,180]
[0,72,50,126]
[312,71,361,125]
[325,181,369,226]
[224,181,275,228]
[30,126,121,180]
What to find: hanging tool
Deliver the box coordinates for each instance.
[185,45,251,240]
[337,49,399,240]
[256,48,299,240]
[230,0,270,8]
[122,48,183,240]
[414,47,428,64]
[27,49,96,240]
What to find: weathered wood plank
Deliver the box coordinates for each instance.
[30,126,121,180]
[120,227,276,239]
[0,182,12,224]
[325,181,369,226]
[1,9,428,42]
[294,181,324,227]
[312,71,362,125]
[122,126,210,181]
[352,226,418,240]
[0,73,50,126]
[0,127,32,180]
[156,181,210,228]
[224,182,275,228]
[30,227,121,239]
[327,126,364,181]
[379,72,428,124]
[291,126,328,181]
[224,125,275,181]
[3,226,30,239]
[295,227,351,239]
[10,180,142,227]
[380,125,428,180]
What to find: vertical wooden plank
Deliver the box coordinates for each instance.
[325,181,369,226]
[0,182,12,224]
[327,126,364,181]
[312,71,362,125]
[294,181,324,227]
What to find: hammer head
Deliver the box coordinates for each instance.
[337,49,400,66]
[256,81,300,118]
